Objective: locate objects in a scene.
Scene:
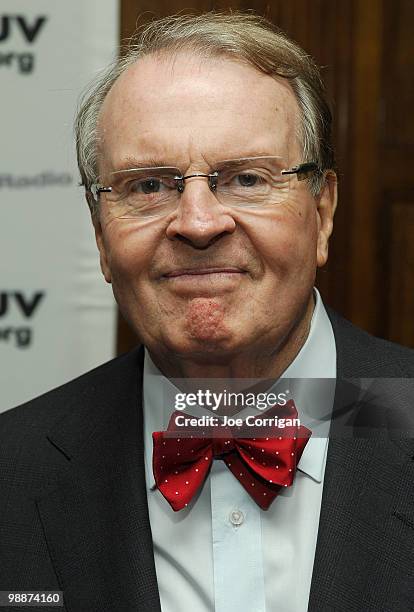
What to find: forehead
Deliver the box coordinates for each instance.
[97,52,301,171]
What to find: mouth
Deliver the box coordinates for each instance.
[163,267,246,278]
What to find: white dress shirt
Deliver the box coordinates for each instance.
[143,289,336,612]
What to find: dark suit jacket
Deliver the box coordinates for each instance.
[1,309,414,612]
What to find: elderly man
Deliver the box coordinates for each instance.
[1,12,413,612]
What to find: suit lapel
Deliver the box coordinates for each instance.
[308,436,414,610]
[308,312,414,611]
[36,347,161,612]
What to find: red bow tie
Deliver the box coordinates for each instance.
[152,400,311,511]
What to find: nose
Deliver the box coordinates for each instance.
[165,177,236,248]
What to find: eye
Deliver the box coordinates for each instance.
[236,173,259,187]
[130,178,162,194]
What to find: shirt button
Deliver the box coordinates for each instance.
[229,510,244,526]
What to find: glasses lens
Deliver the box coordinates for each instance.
[99,157,295,218]
[105,167,180,218]
[215,157,290,208]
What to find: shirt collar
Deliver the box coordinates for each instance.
[143,288,336,489]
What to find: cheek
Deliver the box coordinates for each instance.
[242,205,318,277]
[101,221,159,283]
[103,226,163,331]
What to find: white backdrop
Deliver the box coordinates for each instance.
[0,1,119,412]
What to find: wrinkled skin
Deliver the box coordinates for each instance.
[94,52,337,378]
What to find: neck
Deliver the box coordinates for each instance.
[148,294,315,380]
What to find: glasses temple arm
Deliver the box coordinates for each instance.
[281,162,319,178]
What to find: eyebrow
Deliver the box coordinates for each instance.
[111,156,180,172]
[110,151,285,173]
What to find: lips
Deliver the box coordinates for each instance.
[163,267,245,278]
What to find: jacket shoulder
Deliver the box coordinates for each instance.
[326,307,414,377]
[0,347,143,485]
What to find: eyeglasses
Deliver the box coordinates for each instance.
[89,156,319,219]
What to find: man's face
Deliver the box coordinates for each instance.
[95,52,335,365]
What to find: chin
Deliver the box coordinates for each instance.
[171,330,235,355]
[157,324,251,363]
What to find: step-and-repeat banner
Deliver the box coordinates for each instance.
[1,1,119,412]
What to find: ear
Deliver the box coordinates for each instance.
[316,171,337,267]
[92,213,112,284]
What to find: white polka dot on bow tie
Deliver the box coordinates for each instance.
[175,491,179,495]
[185,481,189,485]
[251,483,255,486]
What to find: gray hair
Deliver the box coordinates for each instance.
[75,11,335,215]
